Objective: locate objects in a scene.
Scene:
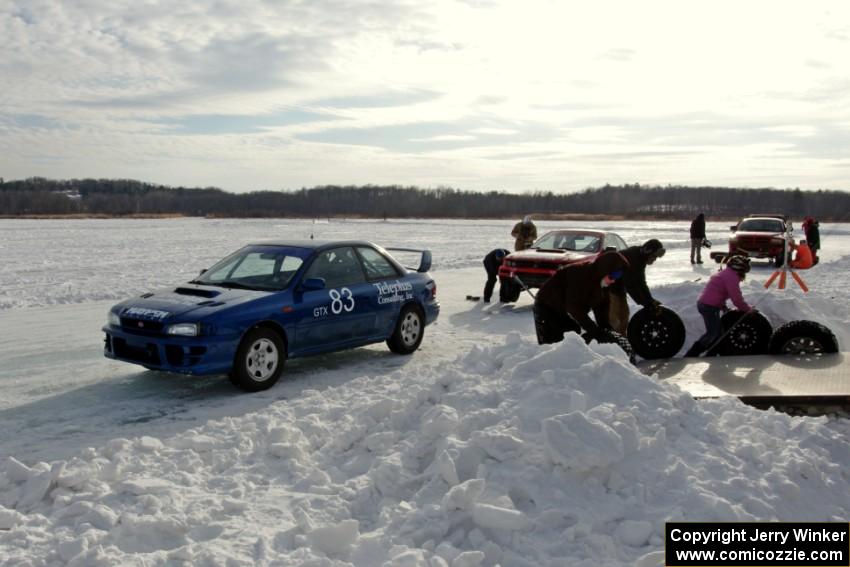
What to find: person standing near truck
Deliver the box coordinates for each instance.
[689,213,706,264]
[802,217,821,264]
[511,216,538,251]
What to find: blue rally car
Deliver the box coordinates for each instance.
[103,241,439,391]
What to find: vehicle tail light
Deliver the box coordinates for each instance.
[427,281,437,299]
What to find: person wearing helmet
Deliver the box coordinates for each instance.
[690,213,706,264]
[683,255,754,357]
[607,239,666,335]
[482,248,510,302]
[533,251,629,345]
[511,215,538,251]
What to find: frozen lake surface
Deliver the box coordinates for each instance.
[1,217,850,566]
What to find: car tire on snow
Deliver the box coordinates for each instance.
[387,304,425,354]
[230,327,286,392]
[499,279,521,303]
[768,320,839,356]
[711,310,773,356]
[627,306,686,360]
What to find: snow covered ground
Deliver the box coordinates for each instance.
[1,217,850,566]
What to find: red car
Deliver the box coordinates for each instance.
[710,214,794,267]
[497,229,629,302]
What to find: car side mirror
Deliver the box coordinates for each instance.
[301,277,326,291]
[729,225,738,232]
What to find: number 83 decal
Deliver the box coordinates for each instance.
[329,287,355,314]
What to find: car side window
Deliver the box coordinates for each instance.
[304,247,367,288]
[356,247,400,280]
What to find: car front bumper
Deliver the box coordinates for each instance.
[103,325,238,375]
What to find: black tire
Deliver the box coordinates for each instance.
[712,310,772,356]
[627,306,686,360]
[230,327,286,392]
[768,320,839,356]
[773,254,785,268]
[387,304,425,354]
[499,279,521,303]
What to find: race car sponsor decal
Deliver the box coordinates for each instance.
[373,280,414,305]
[314,287,355,318]
[123,307,171,320]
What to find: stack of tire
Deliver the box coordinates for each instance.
[626,307,839,360]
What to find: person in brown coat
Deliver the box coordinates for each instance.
[533,251,630,345]
[511,216,538,251]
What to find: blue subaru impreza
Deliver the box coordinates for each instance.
[103,240,439,391]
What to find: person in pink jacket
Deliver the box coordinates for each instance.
[684,255,753,357]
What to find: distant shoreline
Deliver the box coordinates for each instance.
[0,213,787,222]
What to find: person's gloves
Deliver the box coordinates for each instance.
[650,299,663,315]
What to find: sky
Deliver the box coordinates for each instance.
[1,0,849,193]
[2,218,850,565]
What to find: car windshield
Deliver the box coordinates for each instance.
[533,231,601,253]
[191,245,311,291]
[739,219,784,233]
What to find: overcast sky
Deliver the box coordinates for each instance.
[2,0,849,193]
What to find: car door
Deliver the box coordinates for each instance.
[293,246,375,352]
[355,245,406,338]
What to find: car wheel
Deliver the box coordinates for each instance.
[499,280,521,303]
[230,327,286,392]
[387,304,425,354]
[768,321,838,356]
[712,310,772,356]
[773,255,785,268]
[627,306,686,359]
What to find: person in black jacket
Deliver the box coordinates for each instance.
[482,248,509,302]
[607,239,666,334]
[533,251,629,345]
[690,213,706,264]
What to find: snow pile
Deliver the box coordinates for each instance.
[3,333,850,566]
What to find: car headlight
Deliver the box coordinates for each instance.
[108,311,121,327]
[166,323,199,336]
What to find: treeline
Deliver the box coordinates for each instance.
[1,177,848,220]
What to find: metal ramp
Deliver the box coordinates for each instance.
[638,353,850,406]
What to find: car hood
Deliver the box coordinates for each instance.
[114,284,273,321]
[507,248,594,263]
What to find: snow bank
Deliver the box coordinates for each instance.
[3,333,850,566]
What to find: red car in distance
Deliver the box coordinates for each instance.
[497,229,629,302]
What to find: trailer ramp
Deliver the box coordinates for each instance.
[639,353,850,407]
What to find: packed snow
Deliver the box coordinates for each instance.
[1,218,850,566]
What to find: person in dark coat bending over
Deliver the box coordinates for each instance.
[533,251,629,345]
[482,248,509,302]
[607,239,666,335]
[690,213,706,264]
